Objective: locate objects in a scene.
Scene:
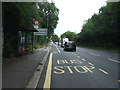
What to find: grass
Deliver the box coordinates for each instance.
[78,45,119,53]
[34,42,50,49]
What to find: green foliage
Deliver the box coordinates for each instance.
[77,2,119,49]
[61,31,78,41]
[52,34,59,42]
[3,2,59,57]
[37,2,59,38]
[18,3,42,28]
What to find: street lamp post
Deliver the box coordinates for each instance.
[46,11,49,44]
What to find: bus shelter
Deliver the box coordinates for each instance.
[18,27,38,56]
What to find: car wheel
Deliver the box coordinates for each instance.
[74,48,76,52]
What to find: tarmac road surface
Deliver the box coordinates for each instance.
[37,43,120,89]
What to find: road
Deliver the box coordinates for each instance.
[37,43,120,88]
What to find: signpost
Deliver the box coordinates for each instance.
[33,20,39,29]
[34,28,47,36]
[32,19,48,44]
[34,20,39,25]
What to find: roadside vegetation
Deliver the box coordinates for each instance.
[3,2,59,58]
[60,2,119,53]
[76,2,119,53]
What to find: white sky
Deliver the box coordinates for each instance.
[53,0,107,37]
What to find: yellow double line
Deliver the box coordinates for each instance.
[43,53,53,89]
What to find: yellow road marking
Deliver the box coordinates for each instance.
[64,66,73,73]
[84,66,93,73]
[118,80,120,82]
[54,66,65,74]
[98,68,108,75]
[43,53,53,89]
[74,66,88,73]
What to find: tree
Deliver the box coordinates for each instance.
[37,2,59,38]
[77,2,119,49]
[61,31,78,41]
[52,34,59,42]
[3,2,59,57]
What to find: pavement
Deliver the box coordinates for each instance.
[2,45,51,88]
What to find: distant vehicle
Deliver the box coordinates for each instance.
[64,41,76,51]
[58,42,61,46]
[61,38,69,47]
[54,42,58,44]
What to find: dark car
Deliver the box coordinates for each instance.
[64,41,76,51]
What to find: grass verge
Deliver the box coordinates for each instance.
[78,45,119,53]
[34,43,50,50]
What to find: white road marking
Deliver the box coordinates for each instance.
[52,52,57,54]
[88,62,94,66]
[82,58,86,61]
[108,58,120,63]
[88,52,100,56]
[98,68,108,75]
[55,46,60,53]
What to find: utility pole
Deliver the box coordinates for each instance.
[46,15,48,44]
[44,14,48,49]
[0,2,2,90]
[0,1,2,63]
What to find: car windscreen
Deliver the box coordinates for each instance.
[68,42,74,45]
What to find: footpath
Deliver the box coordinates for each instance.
[2,44,52,88]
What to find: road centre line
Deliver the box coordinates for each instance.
[88,62,94,66]
[43,53,53,89]
[98,68,108,75]
[82,58,86,61]
[52,52,57,54]
[74,54,76,56]
[88,52,100,56]
[108,58,120,63]
[77,56,80,58]
[56,46,60,53]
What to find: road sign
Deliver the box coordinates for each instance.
[37,28,47,32]
[34,20,39,25]
[33,24,39,29]
[34,33,47,36]
[34,28,47,36]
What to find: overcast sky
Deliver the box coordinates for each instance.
[53,0,107,37]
